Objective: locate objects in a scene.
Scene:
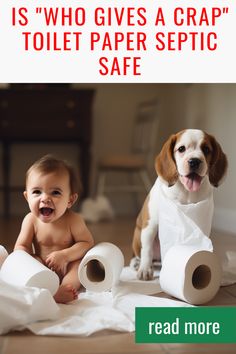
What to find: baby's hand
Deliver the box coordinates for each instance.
[45,250,68,276]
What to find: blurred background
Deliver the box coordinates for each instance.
[0,83,235,235]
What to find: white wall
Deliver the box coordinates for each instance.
[177,84,235,234]
[200,85,236,234]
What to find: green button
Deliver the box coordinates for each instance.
[135,307,236,343]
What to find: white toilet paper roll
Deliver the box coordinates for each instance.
[0,246,8,268]
[0,250,60,296]
[159,245,222,305]
[78,242,124,292]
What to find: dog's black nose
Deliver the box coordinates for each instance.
[188,158,202,170]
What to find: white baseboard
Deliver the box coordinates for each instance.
[213,207,236,235]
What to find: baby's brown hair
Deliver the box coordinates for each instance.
[26,154,82,196]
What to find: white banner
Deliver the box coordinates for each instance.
[0,0,235,82]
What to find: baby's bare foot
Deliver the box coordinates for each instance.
[54,284,78,304]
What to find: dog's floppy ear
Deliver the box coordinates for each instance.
[155,134,178,186]
[207,133,228,187]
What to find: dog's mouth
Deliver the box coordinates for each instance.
[40,207,54,217]
[180,173,203,192]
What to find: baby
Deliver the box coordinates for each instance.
[14,155,94,303]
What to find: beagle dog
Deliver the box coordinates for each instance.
[132,129,228,280]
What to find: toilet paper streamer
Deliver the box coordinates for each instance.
[79,242,124,292]
[0,250,60,296]
[160,245,222,305]
[156,179,214,261]
[0,246,8,268]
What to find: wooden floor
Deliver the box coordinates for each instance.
[0,216,236,354]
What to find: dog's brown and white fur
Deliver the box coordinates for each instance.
[132,129,228,280]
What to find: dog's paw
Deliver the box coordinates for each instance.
[137,266,154,280]
[130,256,140,271]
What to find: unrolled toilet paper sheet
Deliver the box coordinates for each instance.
[27,291,193,336]
[0,279,58,335]
[156,179,214,260]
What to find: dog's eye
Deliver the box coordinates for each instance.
[202,145,210,156]
[178,146,186,153]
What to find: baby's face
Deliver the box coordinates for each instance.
[24,170,76,223]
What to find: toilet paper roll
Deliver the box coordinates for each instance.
[159,245,222,305]
[0,250,60,296]
[78,242,124,292]
[0,246,8,268]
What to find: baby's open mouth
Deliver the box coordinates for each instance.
[40,207,54,216]
[180,173,203,192]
